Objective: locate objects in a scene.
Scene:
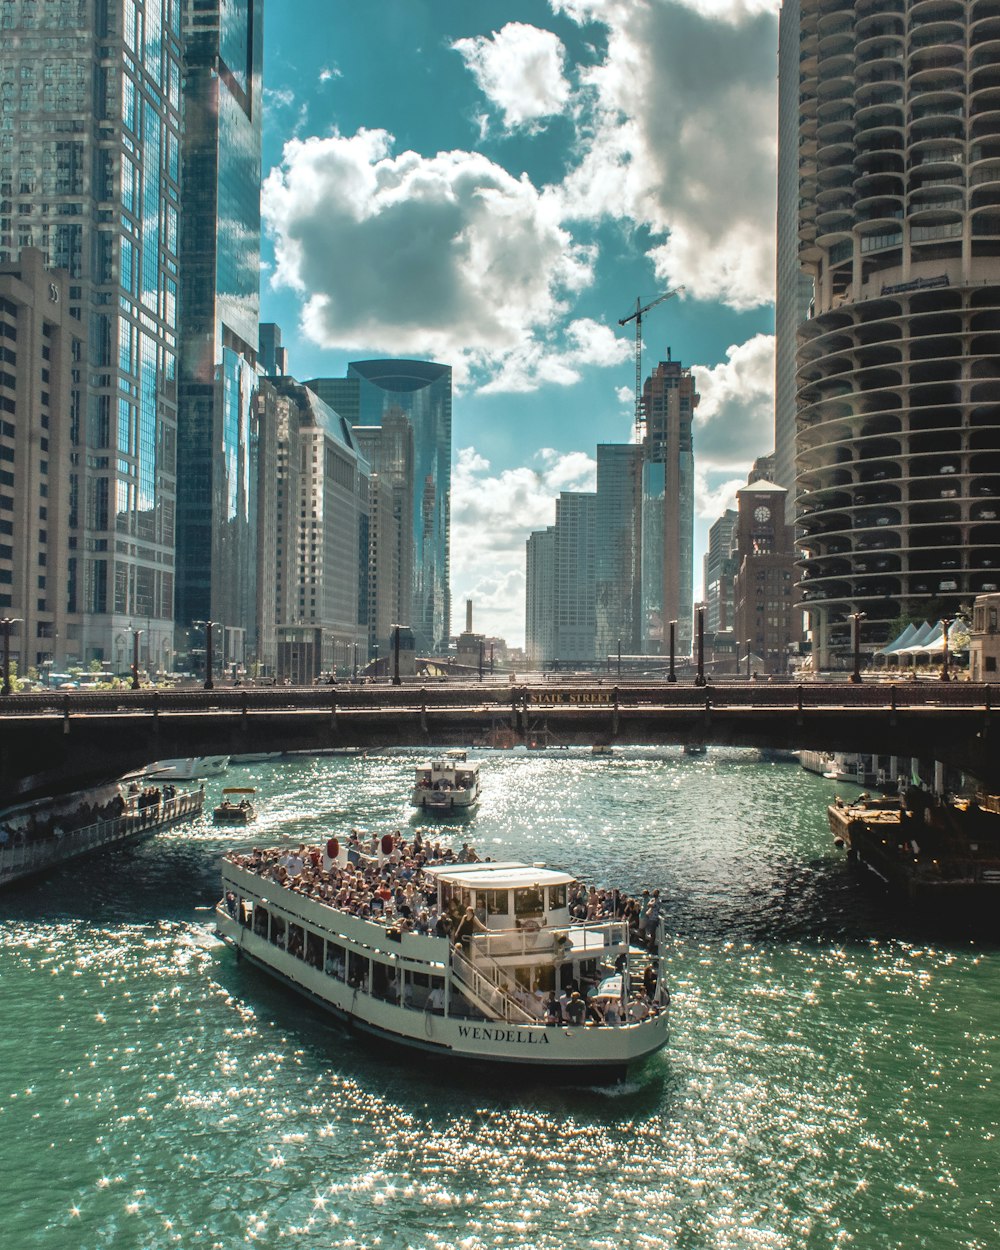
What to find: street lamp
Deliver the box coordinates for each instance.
[745,639,752,680]
[353,642,359,680]
[940,616,953,682]
[392,624,401,686]
[194,620,217,690]
[130,626,143,690]
[478,638,484,681]
[1,616,22,695]
[849,611,866,684]
[617,638,622,680]
[694,607,706,687]
[668,620,677,683]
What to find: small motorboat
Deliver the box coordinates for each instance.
[213,788,257,824]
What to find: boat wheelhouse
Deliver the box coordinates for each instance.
[216,850,669,1079]
[410,750,481,812]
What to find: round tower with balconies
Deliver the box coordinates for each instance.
[795,0,1000,668]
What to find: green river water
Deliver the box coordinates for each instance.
[0,747,996,1249]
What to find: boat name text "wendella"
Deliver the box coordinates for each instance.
[530,691,612,706]
[457,1025,552,1045]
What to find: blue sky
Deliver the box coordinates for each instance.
[259,0,781,645]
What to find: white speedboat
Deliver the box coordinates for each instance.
[216,848,669,1080]
[146,755,230,780]
[410,750,481,812]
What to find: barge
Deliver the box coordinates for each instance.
[829,792,1000,920]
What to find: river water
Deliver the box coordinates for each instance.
[1,748,997,1249]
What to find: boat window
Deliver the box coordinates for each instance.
[371,960,400,1003]
[270,915,285,948]
[305,930,323,969]
[514,886,544,917]
[484,889,508,917]
[347,950,369,993]
[253,905,269,937]
[239,897,252,926]
[287,923,304,960]
[548,884,567,909]
[325,940,346,979]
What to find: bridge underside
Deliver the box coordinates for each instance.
[1,705,995,805]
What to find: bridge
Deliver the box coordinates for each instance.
[1,680,997,805]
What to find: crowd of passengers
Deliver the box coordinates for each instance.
[230,829,664,950]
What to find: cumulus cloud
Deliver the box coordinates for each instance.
[553,0,779,309]
[690,332,774,517]
[262,129,593,384]
[692,332,774,469]
[451,446,596,644]
[453,22,572,131]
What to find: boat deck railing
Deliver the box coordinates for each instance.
[0,788,204,883]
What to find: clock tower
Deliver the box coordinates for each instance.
[732,479,802,673]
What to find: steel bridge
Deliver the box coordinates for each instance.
[0,680,996,806]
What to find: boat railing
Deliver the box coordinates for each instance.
[472,917,629,960]
[451,948,538,1025]
[0,787,204,882]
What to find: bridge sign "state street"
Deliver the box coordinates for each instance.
[530,690,613,705]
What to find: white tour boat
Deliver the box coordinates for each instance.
[410,750,481,812]
[216,848,669,1080]
[146,755,230,780]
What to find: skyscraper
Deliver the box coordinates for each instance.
[792,0,1000,667]
[554,491,597,663]
[268,379,369,683]
[0,252,80,674]
[525,526,556,666]
[704,509,738,634]
[640,356,697,655]
[346,360,451,654]
[595,443,642,660]
[0,0,185,670]
[773,0,813,520]
[176,0,264,669]
[353,411,414,656]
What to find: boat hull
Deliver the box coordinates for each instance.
[217,915,667,1077]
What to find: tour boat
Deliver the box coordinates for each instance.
[213,788,257,824]
[410,750,481,812]
[147,755,230,780]
[216,847,670,1080]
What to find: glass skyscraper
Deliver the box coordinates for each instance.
[0,0,185,671]
[346,360,451,654]
[176,0,263,669]
[595,444,642,659]
[640,357,697,655]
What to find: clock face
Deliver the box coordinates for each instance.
[753,505,771,523]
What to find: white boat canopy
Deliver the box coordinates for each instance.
[424,861,576,890]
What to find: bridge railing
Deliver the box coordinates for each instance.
[0,681,995,717]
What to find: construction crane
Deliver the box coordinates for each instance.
[619,287,684,432]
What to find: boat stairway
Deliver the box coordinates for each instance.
[451,949,537,1025]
